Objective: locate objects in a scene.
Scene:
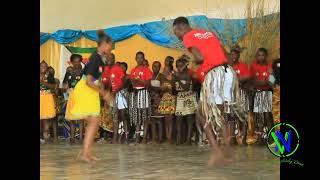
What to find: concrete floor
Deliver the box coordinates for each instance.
[40,143,280,180]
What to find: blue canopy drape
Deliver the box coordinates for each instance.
[40,13,278,48]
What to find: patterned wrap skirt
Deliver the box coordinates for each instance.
[100,101,113,133]
[175,91,197,116]
[149,89,163,118]
[158,92,176,115]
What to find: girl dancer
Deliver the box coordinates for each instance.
[71,30,113,163]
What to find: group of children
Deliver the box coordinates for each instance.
[40,47,280,146]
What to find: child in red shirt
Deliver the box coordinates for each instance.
[129,51,153,144]
[251,48,273,144]
[102,53,129,144]
[229,46,251,145]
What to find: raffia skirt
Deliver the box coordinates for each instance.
[199,65,241,134]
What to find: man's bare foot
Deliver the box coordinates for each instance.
[70,138,75,144]
[142,139,147,144]
[207,150,223,167]
[152,140,158,144]
[242,138,248,146]
[223,158,233,165]
[112,138,118,144]
[185,140,192,145]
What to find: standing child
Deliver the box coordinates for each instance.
[108,54,129,144]
[173,57,197,145]
[229,46,251,145]
[63,54,84,144]
[100,54,114,142]
[118,62,132,143]
[47,66,60,143]
[158,65,176,144]
[251,48,273,145]
[40,61,57,142]
[129,52,153,144]
[148,61,165,144]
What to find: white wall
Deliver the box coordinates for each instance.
[41,0,279,33]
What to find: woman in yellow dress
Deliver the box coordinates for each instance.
[63,54,84,144]
[71,30,113,163]
[40,61,57,142]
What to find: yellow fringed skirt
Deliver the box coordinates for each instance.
[40,91,56,120]
[71,77,101,119]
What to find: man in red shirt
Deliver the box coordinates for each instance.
[228,45,251,145]
[250,48,273,144]
[129,51,153,144]
[173,17,240,165]
[102,53,129,144]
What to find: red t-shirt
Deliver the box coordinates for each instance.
[232,62,250,79]
[130,66,153,88]
[101,66,111,85]
[183,29,227,83]
[251,61,272,90]
[110,65,125,92]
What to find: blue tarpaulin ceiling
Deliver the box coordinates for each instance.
[40,13,279,49]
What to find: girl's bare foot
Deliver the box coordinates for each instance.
[169,139,174,144]
[77,151,92,164]
[89,154,101,161]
